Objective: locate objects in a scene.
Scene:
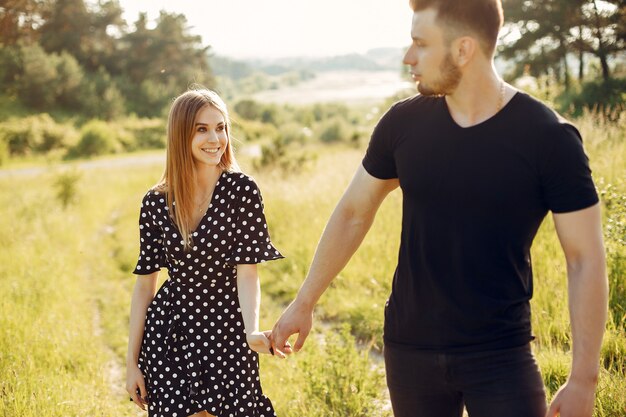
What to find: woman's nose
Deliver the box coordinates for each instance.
[205,131,219,142]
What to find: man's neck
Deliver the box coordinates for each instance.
[444,64,508,128]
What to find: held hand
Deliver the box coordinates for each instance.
[546,378,597,417]
[271,299,313,358]
[247,330,293,356]
[126,364,149,410]
[246,330,273,355]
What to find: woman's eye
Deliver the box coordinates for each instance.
[198,127,207,132]
[216,125,225,132]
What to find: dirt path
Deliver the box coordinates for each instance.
[0,153,165,178]
[0,144,262,179]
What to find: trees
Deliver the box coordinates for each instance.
[501,0,625,83]
[0,0,46,46]
[116,11,215,116]
[0,0,215,118]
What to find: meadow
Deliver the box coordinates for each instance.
[0,108,624,417]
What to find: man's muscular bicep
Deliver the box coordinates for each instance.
[340,164,399,218]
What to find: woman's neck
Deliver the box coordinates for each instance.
[194,164,222,191]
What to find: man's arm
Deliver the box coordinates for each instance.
[546,202,608,417]
[271,165,399,357]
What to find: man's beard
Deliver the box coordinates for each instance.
[417,52,462,96]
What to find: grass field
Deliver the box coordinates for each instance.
[0,110,624,416]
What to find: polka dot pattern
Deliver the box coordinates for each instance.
[133,172,282,417]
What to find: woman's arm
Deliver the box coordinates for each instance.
[236,264,272,355]
[126,272,158,409]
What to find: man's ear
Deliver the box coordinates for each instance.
[452,36,477,67]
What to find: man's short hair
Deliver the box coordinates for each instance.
[409,0,503,56]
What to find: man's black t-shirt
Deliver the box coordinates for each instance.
[362,92,598,352]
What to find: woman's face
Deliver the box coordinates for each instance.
[190,105,228,168]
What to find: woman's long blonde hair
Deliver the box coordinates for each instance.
[155,88,239,249]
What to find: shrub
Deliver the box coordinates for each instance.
[67,120,120,158]
[234,99,260,120]
[318,117,351,143]
[119,117,166,149]
[278,122,311,145]
[556,78,625,119]
[35,115,76,152]
[53,169,82,208]
[0,121,35,155]
[0,114,76,155]
[231,118,278,142]
[253,135,317,173]
[0,138,8,166]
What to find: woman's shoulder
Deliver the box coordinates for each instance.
[140,187,167,207]
[224,171,260,193]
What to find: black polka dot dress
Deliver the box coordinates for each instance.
[133,172,283,417]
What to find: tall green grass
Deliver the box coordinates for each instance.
[0,110,624,416]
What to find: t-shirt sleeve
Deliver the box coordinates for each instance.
[224,179,284,266]
[540,123,599,213]
[133,192,166,275]
[362,106,398,179]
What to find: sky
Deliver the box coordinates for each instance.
[117,0,412,59]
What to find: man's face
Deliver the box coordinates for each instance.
[403,8,462,96]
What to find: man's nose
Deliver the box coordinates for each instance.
[403,45,417,66]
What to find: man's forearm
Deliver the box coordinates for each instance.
[295,200,376,309]
[567,255,608,383]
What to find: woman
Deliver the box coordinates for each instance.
[126,88,286,417]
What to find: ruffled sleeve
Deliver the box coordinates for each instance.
[225,176,284,266]
[133,191,166,274]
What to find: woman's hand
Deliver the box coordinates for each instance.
[247,330,293,356]
[126,364,149,410]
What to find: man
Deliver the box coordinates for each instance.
[271,0,608,416]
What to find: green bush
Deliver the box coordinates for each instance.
[0,138,8,166]
[278,122,311,145]
[0,114,76,155]
[67,120,120,158]
[53,169,82,208]
[36,118,74,153]
[231,118,278,142]
[0,122,34,155]
[119,117,166,149]
[234,99,261,120]
[318,117,351,143]
[556,78,625,119]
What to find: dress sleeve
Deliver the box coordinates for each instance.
[225,178,284,266]
[540,123,599,213]
[133,192,166,275]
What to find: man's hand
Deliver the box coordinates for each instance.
[546,377,597,417]
[271,299,314,358]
